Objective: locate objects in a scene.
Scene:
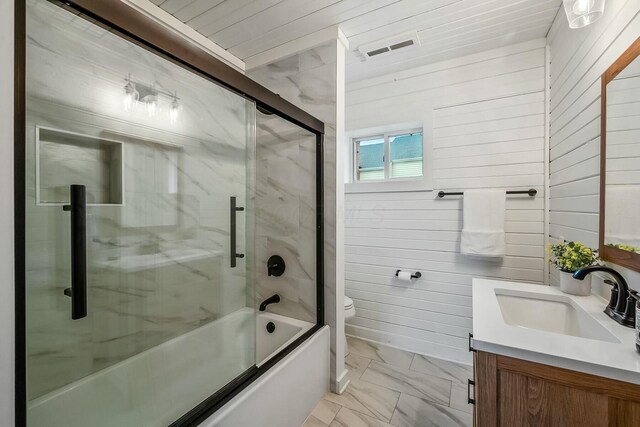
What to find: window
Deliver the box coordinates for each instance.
[353,129,423,182]
[354,136,384,181]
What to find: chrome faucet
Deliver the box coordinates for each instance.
[573,266,635,327]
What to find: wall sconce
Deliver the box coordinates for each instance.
[122,77,180,123]
[563,0,606,28]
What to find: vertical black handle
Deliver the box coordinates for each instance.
[467,379,475,405]
[468,333,476,352]
[63,185,87,320]
[230,196,245,268]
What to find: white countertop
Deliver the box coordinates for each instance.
[473,278,640,385]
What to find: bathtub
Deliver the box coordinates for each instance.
[27,309,329,427]
[203,318,329,427]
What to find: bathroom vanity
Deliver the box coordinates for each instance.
[473,350,640,426]
[471,278,640,426]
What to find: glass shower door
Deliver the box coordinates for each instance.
[24,0,256,425]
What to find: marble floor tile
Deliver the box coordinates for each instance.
[303,340,477,427]
[390,393,473,427]
[346,336,414,369]
[310,399,342,425]
[302,414,331,427]
[449,384,473,414]
[330,407,395,427]
[361,362,451,405]
[345,352,372,381]
[409,354,473,385]
[324,379,400,422]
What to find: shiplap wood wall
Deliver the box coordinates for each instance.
[548,0,640,288]
[345,39,547,363]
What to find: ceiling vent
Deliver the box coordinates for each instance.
[358,31,421,60]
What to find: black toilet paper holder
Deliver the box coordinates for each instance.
[395,270,422,279]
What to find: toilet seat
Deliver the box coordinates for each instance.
[344,296,354,309]
[344,296,356,357]
[344,296,356,320]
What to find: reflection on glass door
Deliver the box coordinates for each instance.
[25,0,256,425]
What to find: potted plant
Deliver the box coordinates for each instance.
[547,241,599,295]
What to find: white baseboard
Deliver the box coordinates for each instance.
[346,325,472,365]
[335,369,350,395]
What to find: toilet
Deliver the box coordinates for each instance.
[344,296,356,357]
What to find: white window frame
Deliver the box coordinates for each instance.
[346,123,432,194]
[353,133,385,181]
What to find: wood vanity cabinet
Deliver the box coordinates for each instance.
[473,351,640,426]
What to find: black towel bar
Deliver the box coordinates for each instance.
[437,189,537,198]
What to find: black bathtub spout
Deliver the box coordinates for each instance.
[259,294,281,311]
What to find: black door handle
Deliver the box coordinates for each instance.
[467,379,475,405]
[62,185,87,320]
[230,196,245,268]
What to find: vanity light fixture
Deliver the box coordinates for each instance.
[563,0,606,29]
[122,77,179,122]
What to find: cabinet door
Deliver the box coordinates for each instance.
[475,352,497,426]
[498,371,608,426]
[472,350,477,427]
[610,399,640,425]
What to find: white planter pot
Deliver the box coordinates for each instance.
[559,271,591,296]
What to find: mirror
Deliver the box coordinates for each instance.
[601,37,640,272]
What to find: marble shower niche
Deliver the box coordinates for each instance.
[36,127,124,206]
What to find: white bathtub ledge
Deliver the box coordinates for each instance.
[202,325,330,427]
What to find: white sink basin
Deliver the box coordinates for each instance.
[495,289,621,343]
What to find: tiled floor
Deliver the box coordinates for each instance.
[302,336,473,427]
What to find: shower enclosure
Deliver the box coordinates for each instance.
[16,0,324,426]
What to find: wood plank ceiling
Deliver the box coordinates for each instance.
[151,0,563,82]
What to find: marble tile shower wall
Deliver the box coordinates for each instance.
[248,40,345,390]
[255,113,316,323]
[26,0,252,399]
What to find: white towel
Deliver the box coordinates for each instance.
[605,186,640,248]
[460,189,506,257]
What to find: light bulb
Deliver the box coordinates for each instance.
[572,0,593,15]
[123,93,133,111]
[123,81,138,111]
[146,95,158,117]
[170,98,179,124]
[563,0,605,28]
